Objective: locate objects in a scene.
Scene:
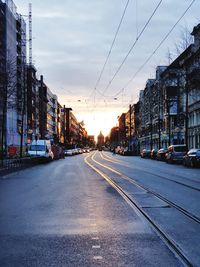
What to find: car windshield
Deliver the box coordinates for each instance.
[188,151,196,155]
[174,146,187,152]
[29,145,45,151]
[196,150,200,156]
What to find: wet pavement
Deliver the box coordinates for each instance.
[0,154,185,266]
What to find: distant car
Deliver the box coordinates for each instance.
[78,148,83,154]
[150,149,158,159]
[140,149,151,158]
[64,149,73,156]
[166,144,187,164]
[122,147,129,156]
[183,148,200,168]
[115,146,121,154]
[156,148,168,161]
[73,148,79,155]
[118,147,124,155]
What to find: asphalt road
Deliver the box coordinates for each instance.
[0,153,192,266]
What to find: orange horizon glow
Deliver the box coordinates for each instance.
[76,111,119,141]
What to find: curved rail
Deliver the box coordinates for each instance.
[85,152,193,266]
[100,152,200,191]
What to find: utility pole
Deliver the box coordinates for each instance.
[64,105,66,148]
[168,99,171,146]
[129,104,132,151]
[158,82,161,149]
[185,83,189,149]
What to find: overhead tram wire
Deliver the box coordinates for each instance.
[87,0,196,110]
[94,0,130,90]
[101,0,163,96]
[87,0,130,102]
[116,0,196,100]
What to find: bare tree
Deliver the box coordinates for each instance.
[0,55,17,162]
[0,54,26,161]
[174,25,193,56]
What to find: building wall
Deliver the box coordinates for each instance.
[185,24,200,148]
[46,87,57,141]
[0,0,27,154]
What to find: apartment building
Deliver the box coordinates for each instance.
[0,0,27,155]
[27,65,40,143]
[184,24,200,148]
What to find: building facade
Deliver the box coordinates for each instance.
[0,0,27,156]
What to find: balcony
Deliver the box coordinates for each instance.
[189,100,200,112]
[188,67,200,86]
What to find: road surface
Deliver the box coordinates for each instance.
[1,151,199,266]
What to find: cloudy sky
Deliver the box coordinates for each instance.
[14,0,200,138]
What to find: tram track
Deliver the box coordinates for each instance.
[101,151,200,191]
[92,151,200,223]
[85,152,195,267]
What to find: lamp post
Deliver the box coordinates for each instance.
[185,83,189,150]
[129,104,132,151]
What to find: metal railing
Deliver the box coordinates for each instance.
[0,157,32,175]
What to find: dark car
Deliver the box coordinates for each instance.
[183,148,200,168]
[150,149,158,159]
[166,145,187,164]
[156,148,168,161]
[140,149,151,158]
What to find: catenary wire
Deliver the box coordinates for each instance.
[123,0,196,91]
[88,0,130,100]
[100,0,163,96]
[88,0,196,113]
[110,0,196,102]
[94,0,130,90]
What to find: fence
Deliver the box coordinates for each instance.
[0,157,33,176]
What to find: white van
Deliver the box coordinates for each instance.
[28,140,54,161]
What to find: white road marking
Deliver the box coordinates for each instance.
[93,256,102,260]
[92,237,99,240]
[92,245,100,249]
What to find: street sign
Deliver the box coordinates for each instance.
[8,146,17,157]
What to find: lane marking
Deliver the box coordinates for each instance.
[93,256,102,260]
[92,237,99,240]
[92,245,101,249]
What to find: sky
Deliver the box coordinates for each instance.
[13,0,200,138]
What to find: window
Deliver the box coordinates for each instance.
[29,145,45,151]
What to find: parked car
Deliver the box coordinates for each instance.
[64,149,73,156]
[115,146,121,154]
[150,149,158,159]
[28,140,54,161]
[183,148,200,167]
[52,145,65,159]
[140,149,151,158]
[72,148,79,155]
[121,147,129,156]
[156,148,168,161]
[77,148,83,154]
[165,144,187,164]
